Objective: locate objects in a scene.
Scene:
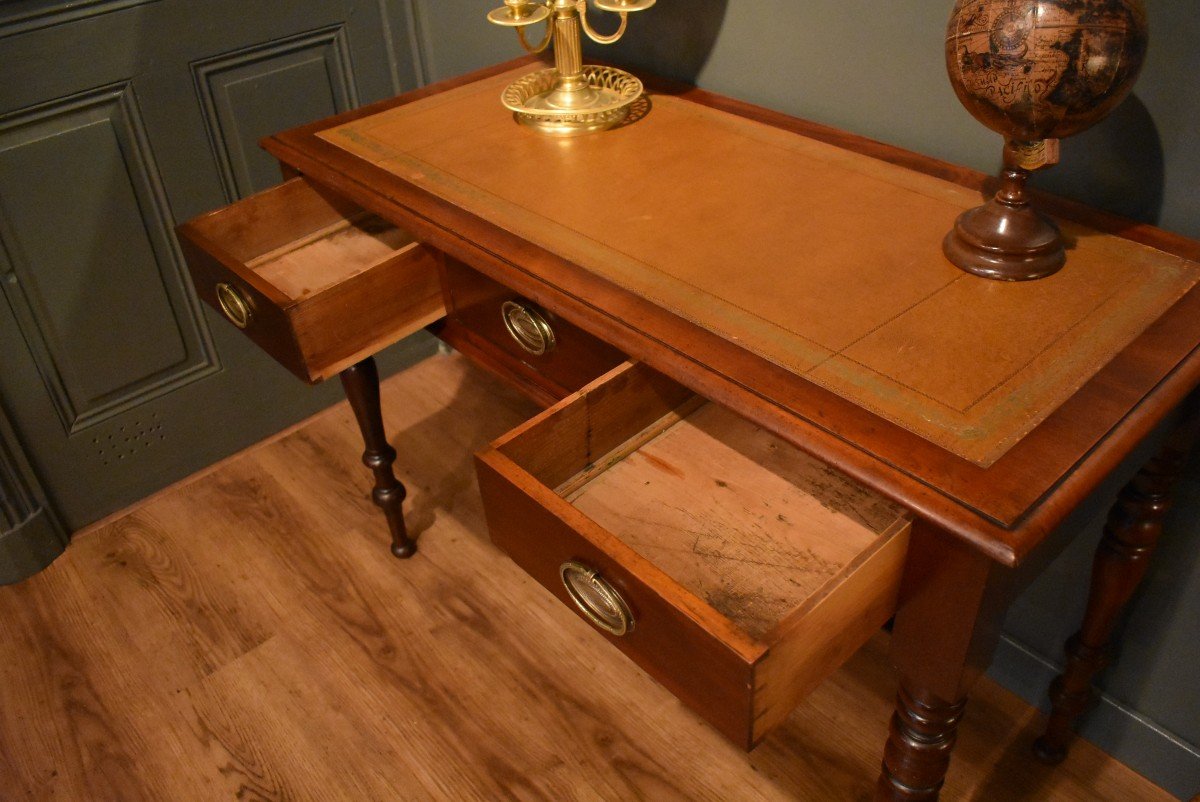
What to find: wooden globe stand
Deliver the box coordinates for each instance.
[943,140,1066,282]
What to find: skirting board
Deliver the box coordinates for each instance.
[0,507,68,586]
[990,635,1200,800]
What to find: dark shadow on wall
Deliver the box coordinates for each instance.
[1033,94,1166,228]
[584,0,730,85]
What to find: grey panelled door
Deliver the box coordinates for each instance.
[0,0,429,543]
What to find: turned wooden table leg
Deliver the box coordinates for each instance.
[339,356,416,559]
[1033,427,1196,763]
[877,523,1010,801]
[880,687,968,801]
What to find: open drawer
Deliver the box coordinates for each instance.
[475,361,912,749]
[178,177,444,383]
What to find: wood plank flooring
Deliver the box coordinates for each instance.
[0,352,1173,801]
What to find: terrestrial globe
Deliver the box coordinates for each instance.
[943,0,1149,281]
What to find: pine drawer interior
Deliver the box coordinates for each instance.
[476,361,913,747]
[178,176,444,382]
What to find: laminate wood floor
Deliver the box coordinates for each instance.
[0,352,1172,801]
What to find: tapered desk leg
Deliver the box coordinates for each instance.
[339,356,416,559]
[1033,423,1197,763]
[877,523,1009,801]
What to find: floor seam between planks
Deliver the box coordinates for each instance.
[0,352,1173,802]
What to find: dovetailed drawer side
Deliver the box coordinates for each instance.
[178,176,445,383]
[475,361,912,749]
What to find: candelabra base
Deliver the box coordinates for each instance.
[502,66,643,137]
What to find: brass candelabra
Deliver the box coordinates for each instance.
[487,0,656,136]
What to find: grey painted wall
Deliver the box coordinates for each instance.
[0,0,436,544]
[414,1,1200,797]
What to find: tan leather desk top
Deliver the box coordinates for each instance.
[318,67,1200,467]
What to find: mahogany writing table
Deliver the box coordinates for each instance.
[178,58,1200,800]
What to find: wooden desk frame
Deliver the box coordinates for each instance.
[196,58,1200,800]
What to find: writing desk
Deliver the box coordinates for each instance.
[178,58,1200,800]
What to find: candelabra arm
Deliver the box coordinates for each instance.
[579,2,628,45]
[516,18,554,54]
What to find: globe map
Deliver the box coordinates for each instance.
[946,0,1148,142]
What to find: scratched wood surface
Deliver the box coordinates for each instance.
[0,352,1173,801]
[570,401,908,639]
[250,214,415,300]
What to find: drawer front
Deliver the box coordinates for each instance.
[475,361,911,749]
[441,258,624,400]
[178,177,445,383]
[475,452,757,744]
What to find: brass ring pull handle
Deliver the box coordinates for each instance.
[215,282,252,329]
[502,300,556,356]
[560,561,634,636]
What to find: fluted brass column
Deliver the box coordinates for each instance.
[552,1,586,100]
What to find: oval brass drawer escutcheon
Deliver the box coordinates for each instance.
[215,282,252,329]
[560,561,635,636]
[502,300,556,356]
